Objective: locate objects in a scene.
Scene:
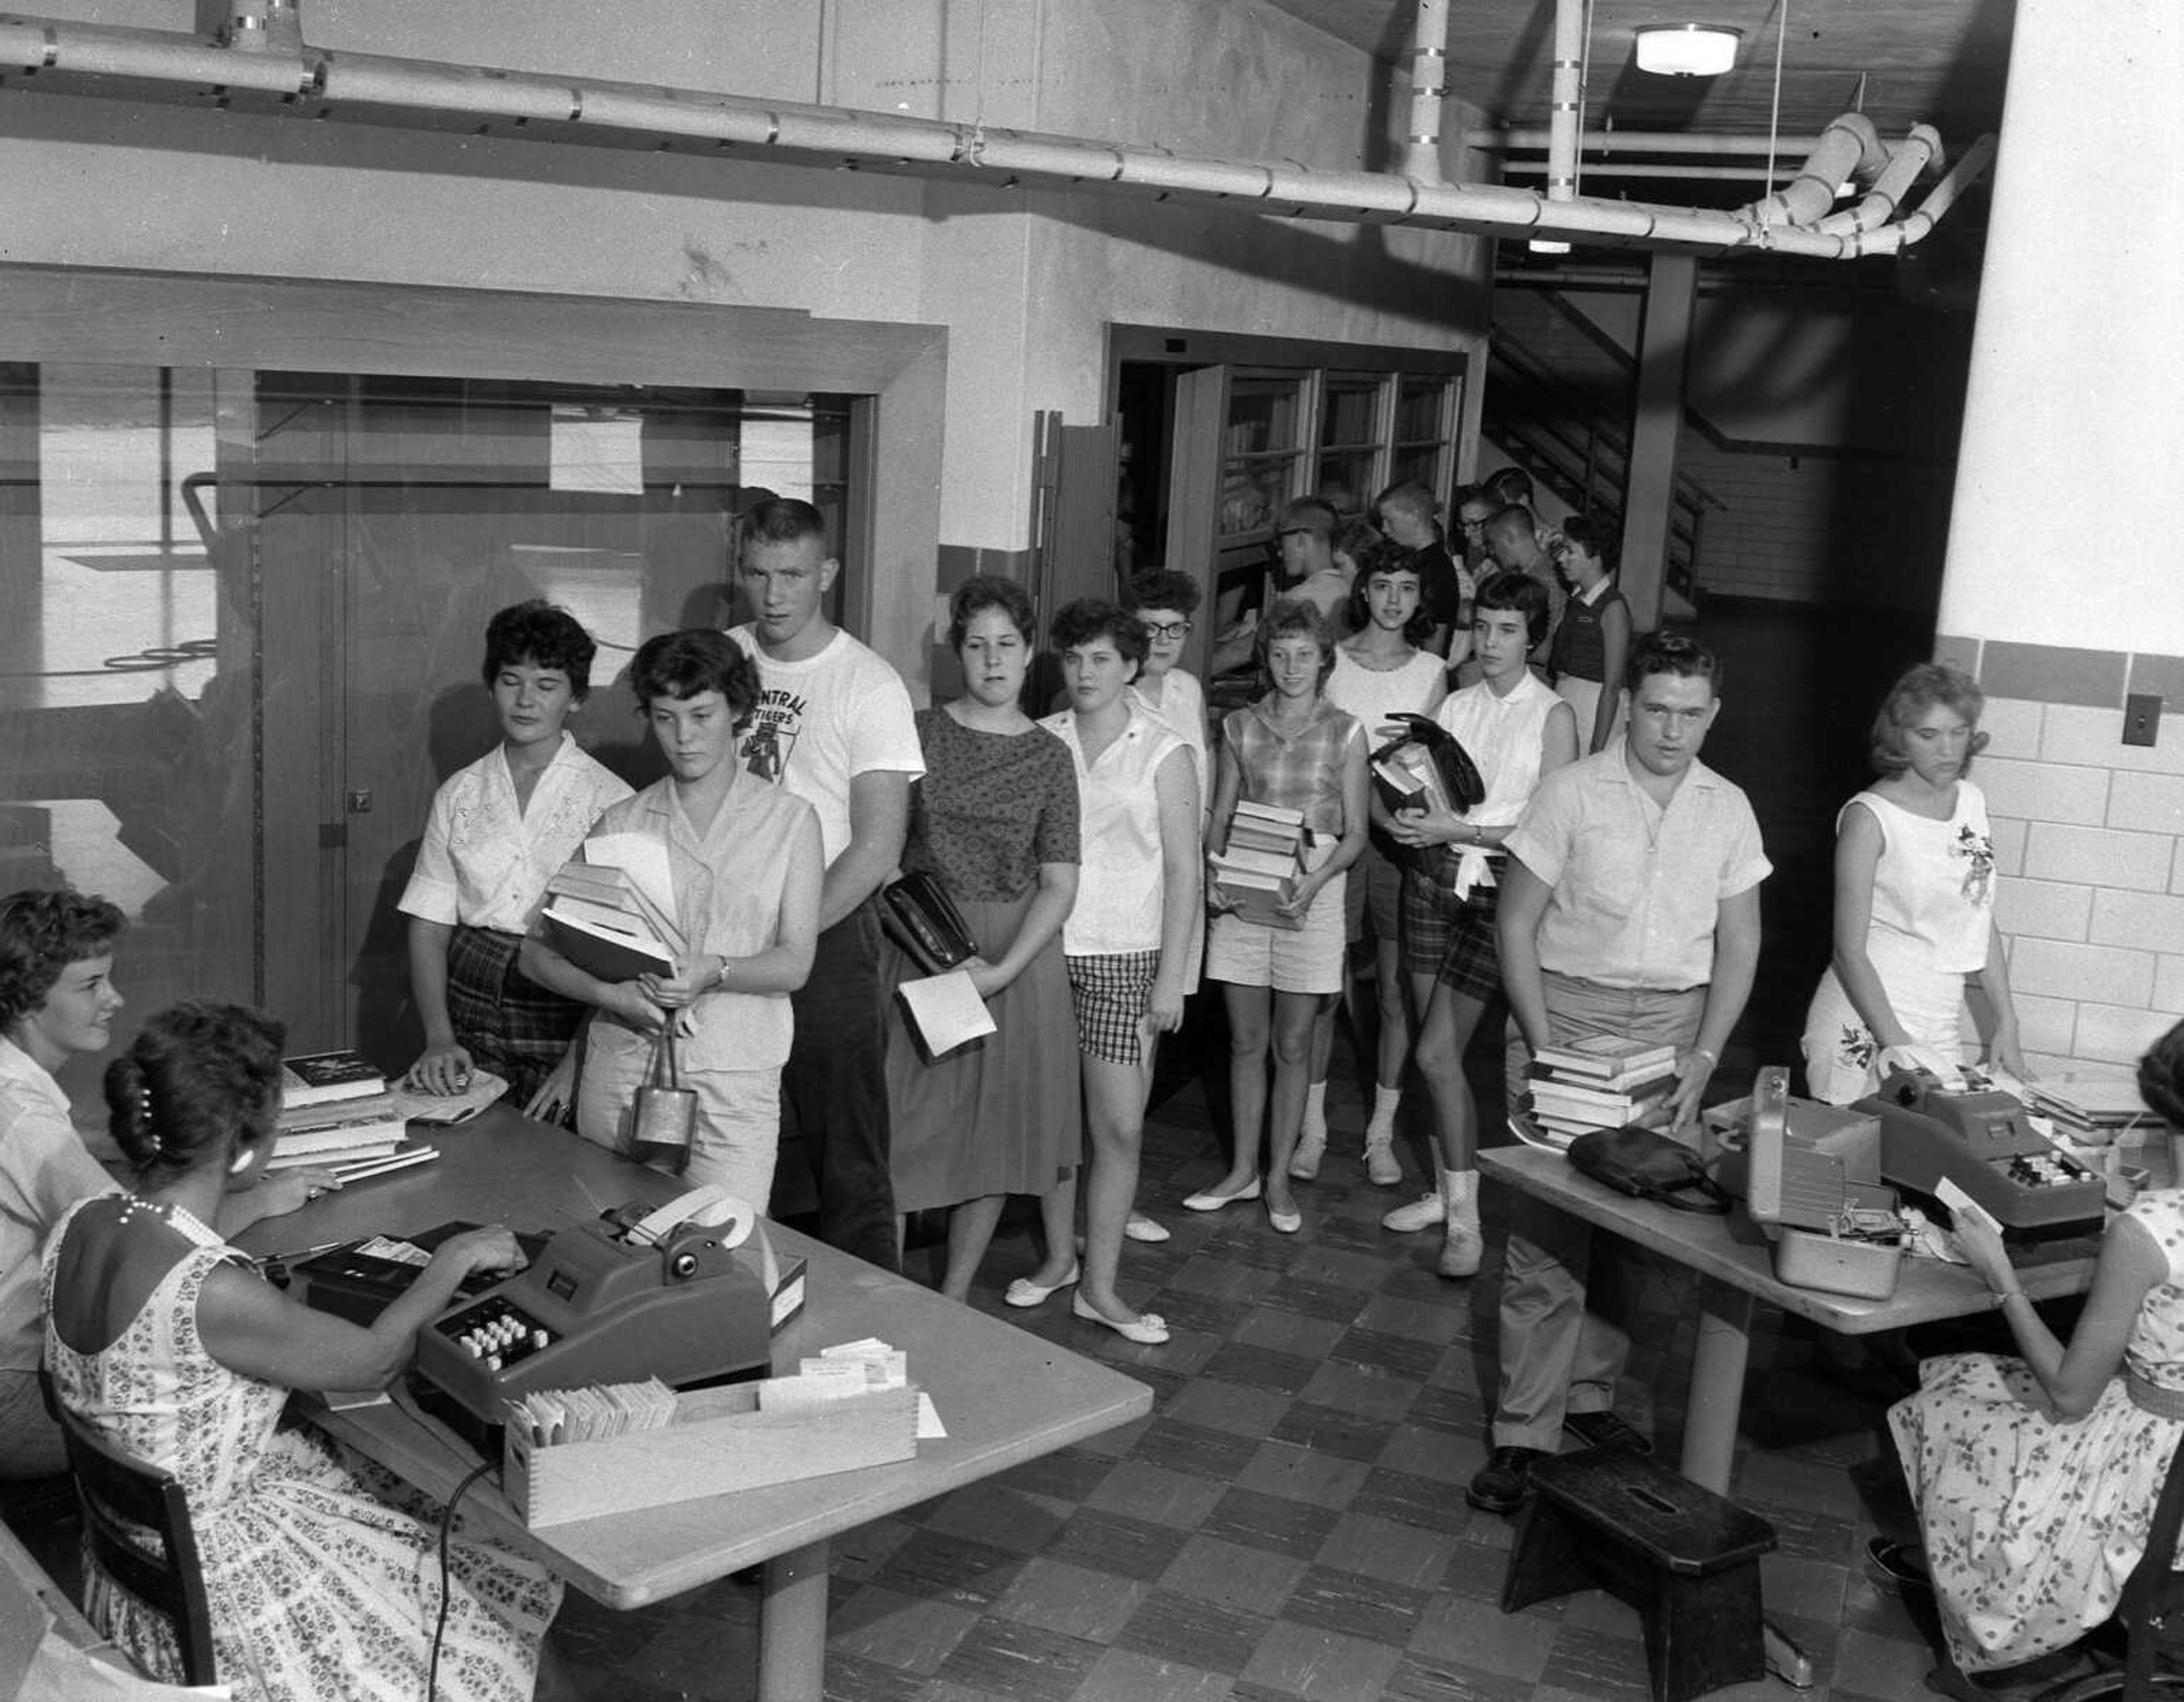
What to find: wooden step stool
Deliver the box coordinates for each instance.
[1502,1447,1777,1702]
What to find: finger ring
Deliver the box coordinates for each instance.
[307,1187,322,1200]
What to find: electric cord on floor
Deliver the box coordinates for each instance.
[428,1457,495,1702]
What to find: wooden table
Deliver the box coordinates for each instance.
[1478,1145,2104,1688]
[1476,1145,2100,1493]
[233,1109,1154,1701]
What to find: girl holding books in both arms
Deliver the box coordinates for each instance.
[1041,600,1201,1343]
[1296,539,1447,1192]
[521,630,821,1204]
[398,601,632,1112]
[1383,572,1575,1277]
[1192,600,1368,1237]
[44,1001,558,1700]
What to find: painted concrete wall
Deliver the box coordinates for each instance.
[1941,0,2184,656]
[1929,0,2184,1067]
[3,0,1490,618]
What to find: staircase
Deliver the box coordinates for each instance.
[1480,328,1722,612]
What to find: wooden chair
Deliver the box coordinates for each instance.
[52,1403,217,1687]
[2033,1427,2184,1702]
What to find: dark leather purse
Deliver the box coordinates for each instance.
[877,870,978,976]
[1567,1123,1731,1214]
[1370,713,1487,869]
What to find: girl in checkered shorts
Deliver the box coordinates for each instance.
[1041,601,1202,1344]
[1382,572,1575,1278]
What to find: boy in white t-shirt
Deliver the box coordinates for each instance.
[726,498,924,1271]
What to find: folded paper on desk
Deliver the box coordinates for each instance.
[387,1069,508,1126]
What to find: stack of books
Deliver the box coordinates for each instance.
[1209,801,1307,931]
[541,862,688,982]
[1371,741,1456,819]
[1524,1034,1681,1147]
[272,1049,431,1179]
[2022,1072,2156,1141]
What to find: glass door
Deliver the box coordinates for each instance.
[0,364,260,1106]
[246,375,856,1062]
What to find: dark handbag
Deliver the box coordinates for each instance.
[1370,713,1487,868]
[878,870,977,976]
[1567,1123,1731,1214]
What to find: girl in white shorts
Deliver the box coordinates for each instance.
[1193,600,1367,1237]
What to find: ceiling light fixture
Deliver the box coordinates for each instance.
[1633,24,1741,77]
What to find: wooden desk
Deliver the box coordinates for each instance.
[1475,1146,2100,1496]
[234,1110,1154,1701]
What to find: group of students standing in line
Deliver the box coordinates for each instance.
[10,476,2181,1698]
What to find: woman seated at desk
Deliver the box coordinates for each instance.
[0,889,326,1482]
[43,1001,559,1701]
[1881,1019,2184,1692]
[523,629,822,1203]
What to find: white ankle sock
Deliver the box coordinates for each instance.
[1364,1085,1401,1140]
[1445,1168,1480,1228]
[1301,1081,1329,1141]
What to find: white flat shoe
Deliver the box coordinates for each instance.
[1072,1292,1169,1344]
[1124,1214,1171,1244]
[1182,1178,1263,1212]
[1004,1262,1079,1308]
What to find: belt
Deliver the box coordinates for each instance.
[2125,1370,2184,1420]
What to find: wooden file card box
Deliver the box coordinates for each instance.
[504,1383,921,1528]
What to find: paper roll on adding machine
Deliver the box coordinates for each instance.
[291,1185,805,1449]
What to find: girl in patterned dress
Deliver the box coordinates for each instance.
[43,1002,560,1701]
[1801,663,2026,1104]
[885,576,1081,1303]
[1886,1021,2184,1684]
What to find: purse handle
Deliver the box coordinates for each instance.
[649,1023,681,1090]
[1644,1173,1733,1214]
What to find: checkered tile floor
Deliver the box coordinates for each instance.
[540,1076,1953,1702]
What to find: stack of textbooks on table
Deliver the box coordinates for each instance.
[272,1050,435,1180]
[540,861,688,983]
[1523,1034,1681,1149]
[1210,801,1308,931]
[2021,1071,2156,1141]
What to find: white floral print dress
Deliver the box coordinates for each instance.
[42,1197,560,1701]
[1888,1189,2184,1673]
[1800,781,2000,1104]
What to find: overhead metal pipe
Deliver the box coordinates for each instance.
[1402,0,1449,185]
[1545,0,1584,205]
[1502,160,1811,184]
[1738,111,1889,228]
[1815,122,1942,236]
[0,13,1989,262]
[1834,132,1995,258]
[1470,129,1825,157]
